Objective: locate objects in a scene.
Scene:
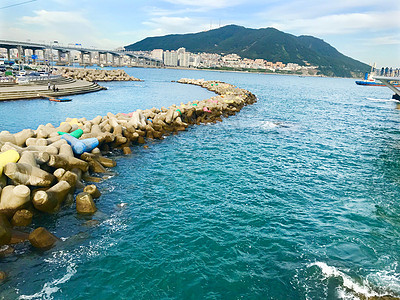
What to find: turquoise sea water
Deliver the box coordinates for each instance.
[0,68,399,299]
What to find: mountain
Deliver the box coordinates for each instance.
[125,25,369,77]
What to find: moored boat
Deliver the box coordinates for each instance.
[49,98,72,102]
[356,72,400,87]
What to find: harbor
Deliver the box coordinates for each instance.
[1,0,400,297]
[0,67,399,298]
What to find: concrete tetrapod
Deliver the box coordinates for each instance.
[28,227,58,250]
[4,163,55,187]
[0,214,11,246]
[76,192,97,215]
[83,184,101,199]
[32,181,71,213]
[11,209,33,227]
[0,185,31,215]
[0,150,20,176]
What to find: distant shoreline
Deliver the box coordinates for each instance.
[136,65,347,79]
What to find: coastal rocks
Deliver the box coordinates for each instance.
[83,184,101,199]
[0,78,257,279]
[56,68,141,82]
[28,227,58,250]
[0,214,11,246]
[0,150,20,176]
[32,181,71,213]
[76,192,97,215]
[0,185,31,215]
[4,163,55,187]
[11,209,33,227]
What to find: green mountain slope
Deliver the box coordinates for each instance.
[125,25,369,77]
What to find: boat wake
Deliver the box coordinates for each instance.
[366,97,400,103]
[307,262,400,299]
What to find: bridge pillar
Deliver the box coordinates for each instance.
[41,49,46,63]
[109,53,113,66]
[80,51,84,65]
[17,46,23,63]
[57,50,62,63]
[118,56,122,66]
[7,48,11,61]
[89,52,93,65]
[66,51,71,66]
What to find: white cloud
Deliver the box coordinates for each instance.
[0,9,122,48]
[143,16,208,36]
[163,0,244,9]
[257,0,400,21]
[269,10,400,36]
[21,10,91,27]
[365,35,400,46]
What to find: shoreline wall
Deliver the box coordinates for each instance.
[56,67,141,82]
[0,78,256,279]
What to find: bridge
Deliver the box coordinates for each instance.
[0,40,163,67]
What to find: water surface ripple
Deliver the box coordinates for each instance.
[0,68,399,299]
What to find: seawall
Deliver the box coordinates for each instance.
[0,78,256,279]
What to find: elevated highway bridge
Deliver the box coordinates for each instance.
[0,40,163,67]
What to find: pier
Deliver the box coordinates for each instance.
[374,76,400,100]
[0,40,163,68]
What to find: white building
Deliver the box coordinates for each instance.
[163,50,178,67]
[189,55,201,68]
[151,49,164,61]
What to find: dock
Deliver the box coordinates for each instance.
[374,76,400,100]
[0,77,106,101]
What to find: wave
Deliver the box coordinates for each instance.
[19,264,77,300]
[309,262,400,299]
[17,211,128,299]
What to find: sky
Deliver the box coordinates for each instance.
[0,0,399,67]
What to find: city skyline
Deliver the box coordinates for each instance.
[0,0,399,67]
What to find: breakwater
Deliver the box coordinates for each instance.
[57,68,141,82]
[0,78,256,280]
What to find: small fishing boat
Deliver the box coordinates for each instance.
[356,72,400,87]
[49,98,72,102]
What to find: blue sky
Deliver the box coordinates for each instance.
[1,0,399,67]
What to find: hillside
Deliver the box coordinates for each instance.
[125,25,370,77]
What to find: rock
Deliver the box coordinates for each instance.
[0,245,14,257]
[82,219,100,227]
[83,184,101,199]
[11,209,33,227]
[76,192,97,215]
[32,180,71,213]
[10,229,29,244]
[0,271,6,281]
[28,227,58,250]
[0,185,30,214]
[4,163,55,187]
[0,214,11,246]
[122,147,132,155]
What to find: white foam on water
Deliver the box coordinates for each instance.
[309,262,400,299]
[19,264,76,300]
[17,213,128,299]
[260,121,279,130]
[366,97,400,103]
